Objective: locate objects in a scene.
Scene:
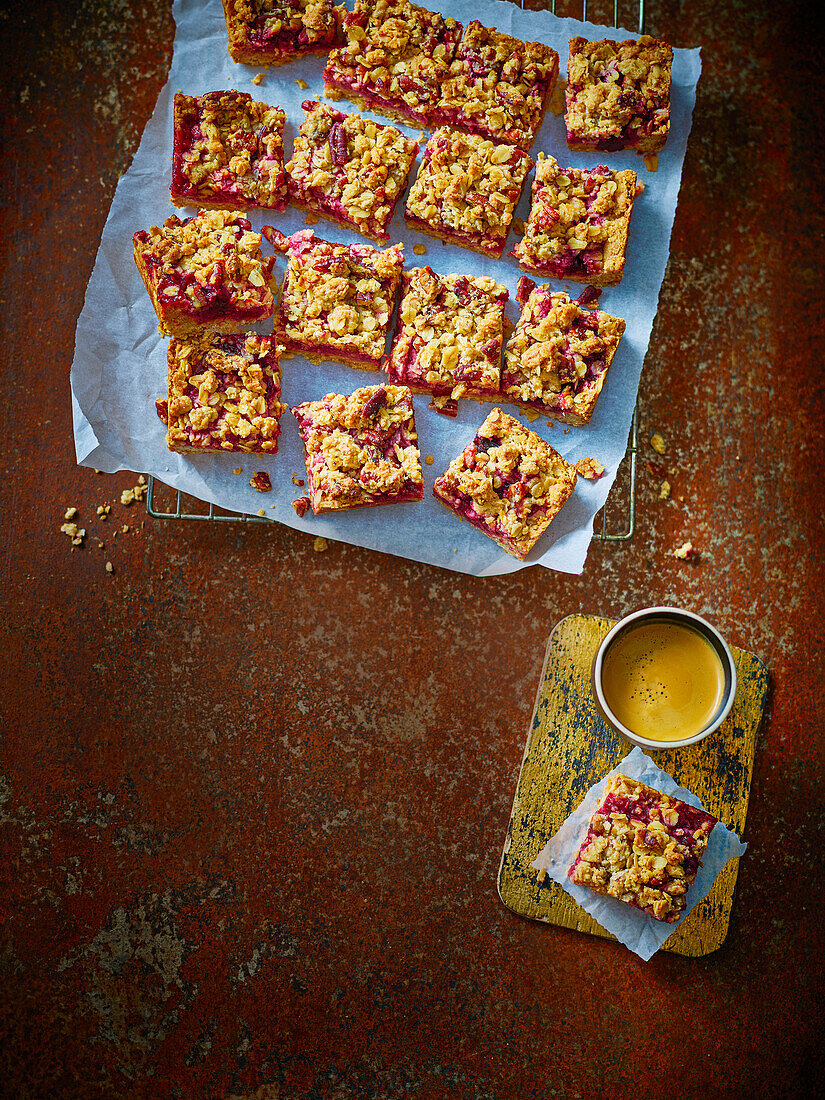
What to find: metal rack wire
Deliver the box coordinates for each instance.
[146,0,644,542]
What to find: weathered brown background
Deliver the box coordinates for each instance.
[1,1,823,1097]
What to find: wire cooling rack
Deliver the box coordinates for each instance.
[147,0,644,542]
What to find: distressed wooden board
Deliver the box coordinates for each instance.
[498,614,769,957]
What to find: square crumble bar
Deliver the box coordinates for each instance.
[405,128,533,259]
[171,90,287,212]
[323,0,462,129]
[430,21,559,152]
[502,286,625,425]
[293,384,424,512]
[166,332,285,454]
[568,774,718,924]
[565,36,673,155]
[133,210,276,337]
[388,267,508,404]
[221,0,342,66]
[511,154,637,287]
[273,230,404,370]
[286,100,418,243]
[433,408,578,560]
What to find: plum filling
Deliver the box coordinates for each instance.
[405,211,504,257]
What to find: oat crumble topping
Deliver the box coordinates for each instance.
[511,154,637,286]
[293,384,424,512]
[286,101,418,241]
[650,432,666,454]
[565,36,673,155]
[222,0,342,65]
[406,128,533,258]
[433,408,578,559]
[502,288,625,425]
[432,21,558,151]
[171,90,287,211]
[388,267,507,401]
[166,332,285,454]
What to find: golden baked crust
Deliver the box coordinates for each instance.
[286,101,418,242]
[166,332,285,454]
[274,230,404,369]
[221,0,342,66]
[132,209,276,337]
[431,21,559,151]
[171,90,287,211]
[565,35,673,155]
[323,0,462,127]
[432,408,578,559]
[405,128,533,259]
[569,774,717,924]
[388,267,507,403]
[293,384,424,512]
[502,287,625,425]
[511,154,637,287]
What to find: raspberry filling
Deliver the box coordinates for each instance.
[405,211,504,257]
[246,3,339,53]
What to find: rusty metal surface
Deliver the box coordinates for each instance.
[1,1,823,1097]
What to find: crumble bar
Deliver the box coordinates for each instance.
[502,287,625,425]
[293,384,424,512]
[566,36,673,155]
[431,21,559,151]
[274,229,404,370]
[405,128,533,258]
[432,408,577,559]
[511,154,637,286]
[166,332,285,454]
[171,90,287,212]
[387,267,507,403]
[286,100,418,242]
[221,0,342,66]
[133,209,276,336]
[323,0,462,128]
[569,774,717,923]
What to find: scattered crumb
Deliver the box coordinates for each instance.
[549,80,566,115]
[233,467,243,475]
[121,525,129,533]
[60,523,86,547]
[64,507,77,520]
[97,541,104,550]
[105,561,113,573]
[563,427,570,434]
[643,153,659,172]
[291,474,305,486]
[646,459,667,479]
[96,504,111,520]
[292,496,311,517]
[673,540,698,561]
[634,181,646,197]
[138,476,146,485]
[512,216,525,235]
[659,480,671,500]
[452,548,457,553]
[313,536,328,552]
[252,72,264,86]
[257,508,266,516]
[295,78,308,89]
[413,243,427,255]
[523,409,540,423]
[425,455,434,466]
[155,398,168,423]
[417,131,426,142]
[574,457,605,480]
[249,471,272,492]
[121,482,147,506]
[650,432,666,455]
[304,213,319,225]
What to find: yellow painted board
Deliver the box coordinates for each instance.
[498,614,769,957]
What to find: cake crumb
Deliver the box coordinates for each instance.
[250,471,272,492]
[634,181,646,197]
[291,474,305,486]
[155,398,169,423]
[64,507,78,520]
[673,540,698,561]
[96,504,111,520]
[121,525,129,533]
[659,480,671,500]
[512,216,525,235]
[549,80,566,115]
[650,432,666,454]
[413,243,427,255]
[643,153,659,172]
[233,467,243,475]
[574,457,605,480]
[60,522,86,547]
[105,561,113,573]
[523,409,540,423]
[121,482,147,506]
[257,508,266,516]
[304,213,319,225]
[313,536,328,552]
[295,78,308,89]
[252,72,264,86]
[425,455,434,466]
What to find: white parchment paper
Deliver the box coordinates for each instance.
[531,746,747,961]
[71,0,702,575]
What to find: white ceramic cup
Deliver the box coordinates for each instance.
[591,606,737,751]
